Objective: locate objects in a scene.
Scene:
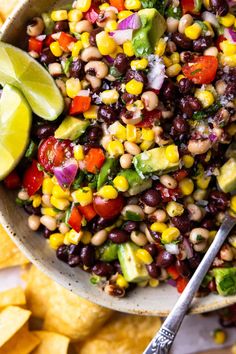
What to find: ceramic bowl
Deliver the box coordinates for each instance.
[1,0,236,316]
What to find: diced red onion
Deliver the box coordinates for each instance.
[78,90,90,97]
[105,6,119,13]
[109,29,133,45]
[147,55,166,90]
[104,55,115,64]
[118,13,141,30]
[167,279,177,287]
[165,243,179,255]
[54,158,78,189]
[182,238,193,259]
[224,27,236,44]
[209,133,218,142]
[36,35,46,41]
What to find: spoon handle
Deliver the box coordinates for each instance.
[143,214,236,354]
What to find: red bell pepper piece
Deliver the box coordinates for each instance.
[182,56,218,85]
[176,277,189,293]
[136,109,161,128]
[70,96,92,115]
[156,183,182,203]
[58,32,76,52]
[4,171,21,190]
[216,35,227,51]
[85,148,106,174]
[44,35,54,47]
[173,169,188,182]
[181,0,195,14]
[167,265,180,280]
[85,5,99,23]
[28,37,43,53]
[78,204,97,221]
[23,160,44,197]
[68,206,82,233]
[110,0,125,11]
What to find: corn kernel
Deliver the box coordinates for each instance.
[136,249,153,265]
[149,279,160,287]
[166,63,182,77]
[140,140,154,151]
[72,187,93,206]
[109,45,124,59]
[131,58,149,70]
[51,10,68,21]
[126,79,143,95]
[220,40,236,55]
[99,2,110,10]
[185,23,202,40]
[68,9,83,22]
[72,41,83,57]
[142,128,155,142]
[125,0,141,10]
[177,74,185,82]
[32,195,42,208]
[66,78,82,98]
[100,89,119,105]
[109,122,127,141]
[118,10,133,20]
[113,175,129,192]
[170,52,180,64]
[123,41,135,56]
[83,105,98,119]
[49,233,64,249]
[219,13,235,27]
[41,207,58,217]
[52,185,70,199]
[150,222,167,233]
[230,195,236,214]
[81,231,92,244]
[179,178,194,196]
[96,31,117,55]
[69,22,77,33]
[165,145,179,163]
[228,234,236,248]
[74,145,84,161]
[105,20,118,32]
[126,124,137,142]
[196,175,211,189]
[155,38,166,56]
[162,227,180,244]
[220,53,236,67]
[203,21,214,36]
[116,274,129,288]
[65,229,83,245]
[182,155,194,168]
[81,32,90,48]
[213,329,227,345]
[166,201,184,217]
[195,89,214,108]
[162,56,172,67]
[50,41,63,57]
[97,185,118,199]
[107,140,124,157]
[50,196,70,210]
[76,0,92,12]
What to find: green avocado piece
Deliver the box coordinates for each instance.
[99,241,118,262]
[217,158,236,193]
[118,242,149,283]
[118,169,152,195]
[54,116,89,141]
[97,158,117,190]
[213,268,236,296]
[132,8,166,57]
[194,0,202,12]
[133,146,180,178]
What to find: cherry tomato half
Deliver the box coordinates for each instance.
[38,136,73,173]
[182,56,218,85]
[136,109,161,128]
[93,195,125,219]
[23,160,44,196]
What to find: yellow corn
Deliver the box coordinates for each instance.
[227,123,236,136]
[72,187,93,206]
[177,74,185,82]
[100,89,119,105]
[74,145,84,161]
[32,195,42,208]
[68,9,83,22]
[230,195,236,213]
[165,145,179,163]
[142,128,155,142]
[81,32,90,48]
[105,20,118,32]
[219,13,235,27]
[166,63,182,77]
[96,31,117,55]
[113,175,129,192]
[118,10,133,20]
[182,155,194,168]
[41,207,58,217]
[50,41,63,57]
[162,56,172,67]
[97,185,118,199]
[195,89,214,108]
[52,185,70,199]
[76,0,92,12]
[66,78,82,98]
[150,222,167,233]
[203,0,211,9]
[179,178,194,196]
[116,274,129,288]
[155,38,166,56]
[185,23,202,40]
[162,227,180,244]
[125,0,141,10]
[49,233,65,249]
[220,40,236,55]
[81,231,92,244]
[140,140,154,151]
[170,52,180,64]
[107,140,124,157]
[64,229,83,245]
[51,176,59,185]
[220,53,236,67]
[69,22,77,33]
[136,249,153,265]
[213,329,227,345]
[109,45,124,58]
[72,40,83,57]
[166,201,184,217]
[126,124,137,142]
[126,79,143,95]
[109,122,127,141]
[123,41,135,56]
[196,175,211,189]
[42,178,54,195]
[131,58,149,70]
[83,105,98,119]
[51,10,68,21]
[50,196,70,210]
[99,2,110,10]
[149,279,160,287]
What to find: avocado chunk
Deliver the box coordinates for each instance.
[132,8,166,57]
[133,145,180,178]
[217,158,236,193]
[99,241,118,262]
[213,268,236,296]
[97,158,117,190]
[118,169,152,195]
[54,116,89,141]
[118,242,149,283]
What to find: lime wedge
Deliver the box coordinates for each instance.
[0,84,32,180]
[0,42,64,120]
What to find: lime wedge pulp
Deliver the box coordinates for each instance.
[0,84,32,180]
[0,42,64,121]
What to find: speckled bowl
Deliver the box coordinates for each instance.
[0,0,236,316]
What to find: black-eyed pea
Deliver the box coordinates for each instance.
[28,215,41,231]
[91,229,108,246]
[85,60,109,79]
[81,47,102,62]
[130,231,148,246]
[141,91,159,111]
[124,141,141,155]
[160,174,177,189]
[189,227,209,244]
[120,153,133,169]
[187,204,203,221]
[188,139,211,155]
[220,244,234,261]
[75,20,93,33]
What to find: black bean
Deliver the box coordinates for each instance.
[92,261,115,277]
[171,213,191,234]
[176,260,191,278]
[181,51,194,63]
[108,228,130,244]
[125,69,147,84]
[56,245,69,262]
[211,0,229,16]
[201,218,214,229]
[40,48,56,65]
[173,116,189,134]
[146,262,160,279]
[112,260,122,274]
[80,245,96,267]
[68,244,81,255]
[225,82,236,98]
[156,250,175,268]
[54,20,69,32]
[188,253,202,269]
[123,221,138,233]
[208,279,217,292]
[141,189,161,207]
[171,33,192,50]
[144,244,158,258]
[70,59,84,79]
[68,254,81,267]
[193,36,213,52]
[209,191,229,211]
[160,80,177,101]
[98,105,117,124]
[34,124,57,140]
[121,93,137,104]
[114,53,130,74]
[24,204,41,216]
[179,96,201,117]
[43,227,53,239]
[89,28,103,46]
[91,216,117,232]
[87,126,103,143]
[178,78,194,94]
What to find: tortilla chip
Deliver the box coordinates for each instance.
[31,331,70,354]
[0,324,40,354]
[76,314,161,354]
[0,306,31,347]
[0,224,29,270]
[0,0,19,21]
[0,287,26,309]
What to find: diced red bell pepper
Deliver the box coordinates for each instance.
[181,0,195,14]
[182,56,218,85]
[136,109,161,128]
[173,169,188,182]
[85,5,99,23]
[70,96,92,115]
[110,0,125,11]
[68,206,82,233]
[216,35,226,51]
[176,277,189,293]
[44,35,54,47]
[156,183,182,203]
[28,37,43,53]
[167,265,180,280]
[78,204,97,221]
[85,148,106,174]
[58,32,76,52]
[23,160,44,197]
[4,171,21,190]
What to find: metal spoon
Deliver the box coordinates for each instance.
[143,213,236,354]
